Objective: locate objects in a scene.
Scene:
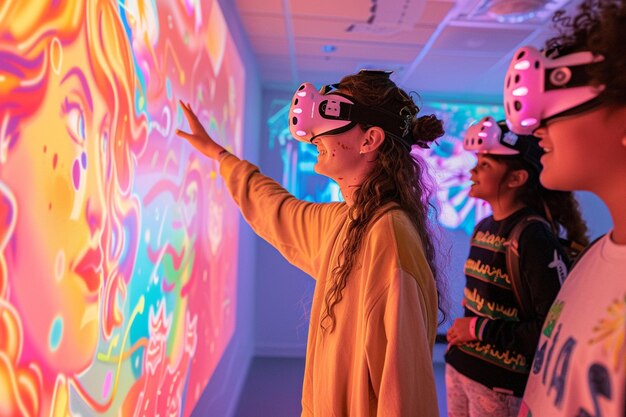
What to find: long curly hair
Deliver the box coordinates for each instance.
[320,71,448,333]
[545,0,626,105]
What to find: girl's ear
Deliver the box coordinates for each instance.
[507,169,529,188]
[359,126,385,154]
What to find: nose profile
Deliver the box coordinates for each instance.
[85,194,104,236]
[533,126,547,138]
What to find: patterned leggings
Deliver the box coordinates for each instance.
[445,364,522,417]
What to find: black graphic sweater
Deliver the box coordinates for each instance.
[445,207,570,397]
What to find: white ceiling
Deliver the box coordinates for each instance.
[234,0,580,100]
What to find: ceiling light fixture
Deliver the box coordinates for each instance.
[458,0,574,24]
[488,0,546,23]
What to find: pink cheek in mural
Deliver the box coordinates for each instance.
[72,151,87,190]
[72,159,81,189]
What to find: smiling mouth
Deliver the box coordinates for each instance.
[539,142,552,153]
[73,246,103,296]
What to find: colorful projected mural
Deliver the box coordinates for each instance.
[0,0,244,416]
[267,97,504,235]
[418,101,504,235]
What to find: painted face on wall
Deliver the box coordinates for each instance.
[3,27,107,373]
[1,0,242,415]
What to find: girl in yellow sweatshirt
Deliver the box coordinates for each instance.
[177,70,447,416]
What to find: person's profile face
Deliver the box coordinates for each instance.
[468,154,508,203]
[534,105,623,192]
[311,123,368,178]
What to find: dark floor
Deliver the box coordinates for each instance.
[234,356,448,417]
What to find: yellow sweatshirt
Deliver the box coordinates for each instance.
[220,154,440,417]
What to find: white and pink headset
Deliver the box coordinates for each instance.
[464,116,543,172]
[464,116,519,155]
[503,45,605,135]
[288,79,412,147]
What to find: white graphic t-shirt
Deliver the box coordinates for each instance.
[519,233,626,417]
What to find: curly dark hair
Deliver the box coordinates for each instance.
[487,153,590,256]
[320,71,449,332]
[545,0,626,105]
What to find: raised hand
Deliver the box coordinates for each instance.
[176,100,226,160]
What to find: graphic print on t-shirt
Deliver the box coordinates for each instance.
[523,293,626,417]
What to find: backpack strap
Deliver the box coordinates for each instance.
[569,233,605,271]
[504,215,551,320]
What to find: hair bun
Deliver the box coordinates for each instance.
[412,114,444,148]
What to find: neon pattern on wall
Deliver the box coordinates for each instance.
[267,97,504,235]
[0,0,244,415]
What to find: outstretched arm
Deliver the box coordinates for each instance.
[175,100,345,276]
[176,100,227,160]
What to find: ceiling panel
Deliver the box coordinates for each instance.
[419,0,458,25]
[292,17,436,46]
[235,0,284,14]
[239,14,287,37]
[289,0,373,19]
[430,25,535,54]
[248,36,290,55]
[294,39,418,62]
[296,55,378,75]
[234,0,582,97]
